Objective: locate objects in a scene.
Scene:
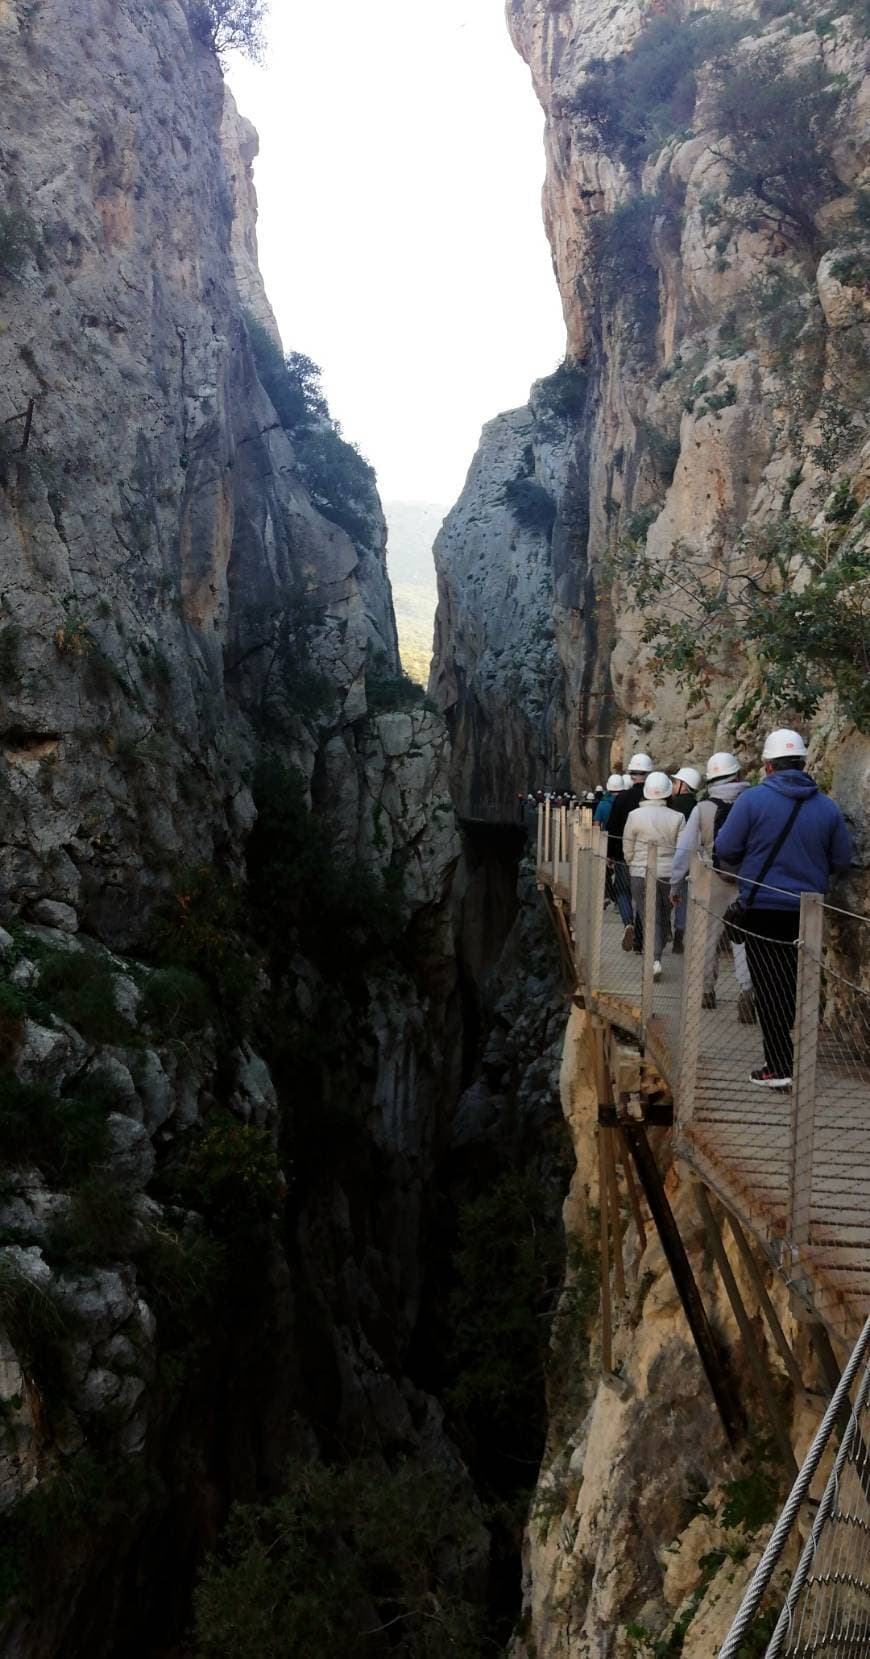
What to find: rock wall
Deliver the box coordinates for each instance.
[0,4,474,1653]
[431,0,870,852]
[0,0,398,946]
[513,1004,831,1659]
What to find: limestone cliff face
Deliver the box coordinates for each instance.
[432,0,870,850]
[0,0,399,945]
[430,381,588,815]
[0,5,469,1652]
[513,1006,822,1659]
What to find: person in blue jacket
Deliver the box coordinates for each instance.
[714,728,852,1089]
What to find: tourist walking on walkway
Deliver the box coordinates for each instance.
[607,754,654,946]
[670,752,755,1022]
[668,765,702,952]
[715,729,852,1089]
[593,773,623,830]
[623,771,682,978]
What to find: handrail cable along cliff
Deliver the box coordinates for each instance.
[536,804,870,1642]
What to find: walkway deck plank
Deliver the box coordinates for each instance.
[541,871,870,1344]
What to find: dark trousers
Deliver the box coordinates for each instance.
[742,907,800,1077]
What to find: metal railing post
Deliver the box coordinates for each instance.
[788,890,823,1248]
[574,815,592,993]
[572,817,584,986]
[675,857,712,1133]
[589,824,607,1003]
[641,843,657,1029]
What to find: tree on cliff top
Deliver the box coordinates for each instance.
[189,0,268,61]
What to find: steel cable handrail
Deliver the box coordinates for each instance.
[718,1317,870,1659]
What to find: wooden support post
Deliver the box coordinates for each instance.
[695,1185,798,1480]
[622,1121,742,1443]
[675,857,712,1133]
[789,891,823,1247]
[618,1131,647,1258]
[641,842,657,1029]
[543,797,551,878]
[536,801,544,871]
[724,1212,805,1394]
[604,1130,626,1300]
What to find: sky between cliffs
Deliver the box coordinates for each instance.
[227,0,566,505]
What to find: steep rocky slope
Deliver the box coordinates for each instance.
[429,1,870,1651]
[431,0,870,857]
[0,4,481,1654]
[0,0,399,945]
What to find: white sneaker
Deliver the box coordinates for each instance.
[653,959,662,980]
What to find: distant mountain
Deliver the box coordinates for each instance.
[383,501,446,685]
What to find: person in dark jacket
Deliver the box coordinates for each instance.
[607,753,654,948]
[715,728,852,1088]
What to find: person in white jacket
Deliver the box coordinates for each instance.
[623,771,682,976]
[669,752,756,1023]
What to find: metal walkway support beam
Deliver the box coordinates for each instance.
[622,1122,742,1445]
[695,1185,798,1481]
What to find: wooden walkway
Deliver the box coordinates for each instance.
[541,845,870,1347]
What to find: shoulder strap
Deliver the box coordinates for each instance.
[698,800,717,846]
[743,796,807,909]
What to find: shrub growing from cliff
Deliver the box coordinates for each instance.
[192,1457,486,1658]
[503,476,557,536]
[0,205,35,280]
[710,47,842,253]
[611,516,870,728]
[569,11,747,161]
[245,313,378,547]
[188,0,268,60]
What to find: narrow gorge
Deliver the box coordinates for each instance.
[0,1,867,1656]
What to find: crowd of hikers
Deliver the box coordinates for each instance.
[523,729,852,1092]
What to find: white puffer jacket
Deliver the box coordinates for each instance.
[623,802,682,878]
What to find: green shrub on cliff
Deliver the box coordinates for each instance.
[570,11,746,160]
[245,313,378,547]
[193,1457,486,1659]
[188,0,268,60]
[503,476,557,536]
[710,47,841,253]
[611,516,870,728]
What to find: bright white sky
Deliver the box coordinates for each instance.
[227,0,566,505]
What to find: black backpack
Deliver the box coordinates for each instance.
[711,799,733,872]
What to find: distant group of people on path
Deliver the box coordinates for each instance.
[528,728,852,1092]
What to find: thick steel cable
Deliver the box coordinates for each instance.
[766,1339,870,1657]
[718,1317,870,1659]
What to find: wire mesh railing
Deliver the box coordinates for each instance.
[719,1315,870,1659]
[536,803,870,1331]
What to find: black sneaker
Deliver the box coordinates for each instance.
[749,1067,791,1090]
[672,929,685,955]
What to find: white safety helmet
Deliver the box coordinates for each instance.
[762,729,808,762]
[622,773,633,790]
[627,752,654,774]
[584,791,596,805]
[606,772,624,792]
[643,770,673,800]
[672,766,702,792]
[706,751,741,782]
